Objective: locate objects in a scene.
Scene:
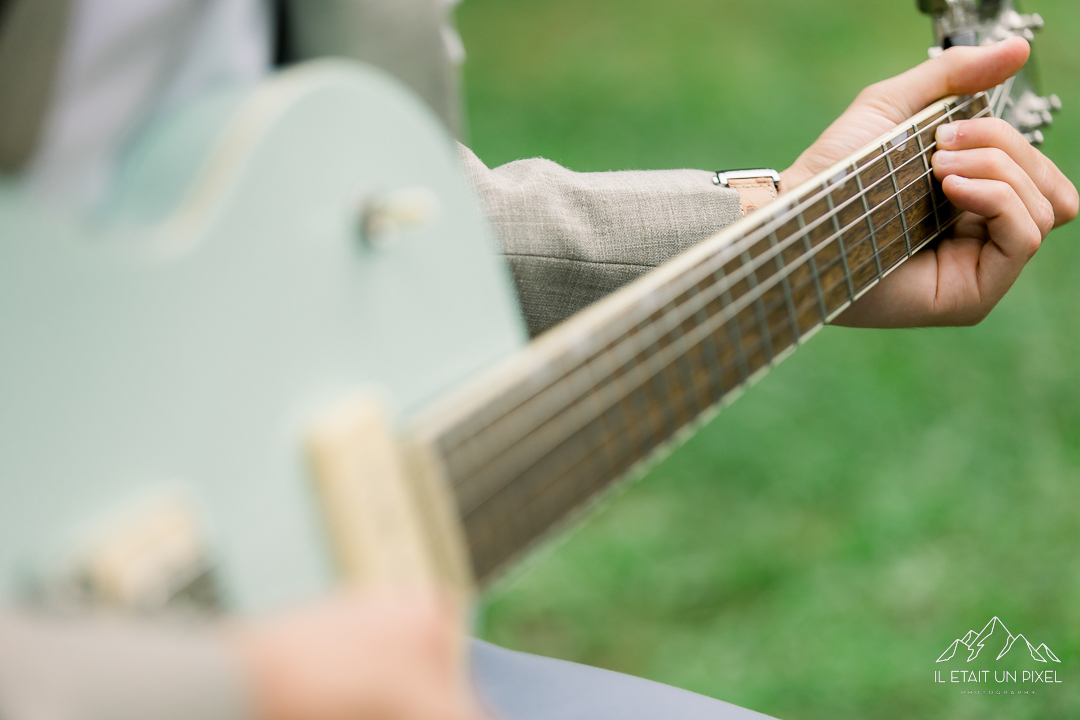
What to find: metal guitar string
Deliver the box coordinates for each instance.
[460,193,962,529]
[448,101,987,517]
[453,100,994,523]
[448,99,990,496]
[441,94,986,468]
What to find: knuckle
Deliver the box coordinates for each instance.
[1057,182,1080,225]
[988,147,1011,172]
[991,181,1014,206]
[989,118,1014,147]
[1023,223,1043,257]
[1036,197,1056,237]
[856,82,895,113]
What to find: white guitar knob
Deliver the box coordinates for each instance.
[358,186,442,248]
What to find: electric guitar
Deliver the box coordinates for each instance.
[0,0,1061,615]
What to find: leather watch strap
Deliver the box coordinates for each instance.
[712,169,781,218]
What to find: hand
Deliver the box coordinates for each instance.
[779,37,1078,328]
[235,588,485,720]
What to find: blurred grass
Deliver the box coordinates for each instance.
[457,1,1080,718]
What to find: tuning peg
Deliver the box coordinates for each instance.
[1011,91,1062,133]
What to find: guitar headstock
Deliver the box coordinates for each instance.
[918,0,1060,144]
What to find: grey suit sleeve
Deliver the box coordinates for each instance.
[457,144,743,336]
[0,610,250,720]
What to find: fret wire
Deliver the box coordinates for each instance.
[853,168,884,282]
[753,196,957,344]
[716,266,751,384]
[766,188,953,322]
[735,204,961,374]
[698,119,961,311]
[441,95,983,461]
[635,95,979,320]
[466,198,956,528]
[742,249,776,364]
[581,338,622,477]
[708,203,951,403]
[826,190,856,301]
[464,104,993,552]
[783,190,952,301]
[459,145,964,478]
[443,96,985,454]
[643,302,683,442]
[883,143,913,258]
[770,230,801,343]
[915,124,943,237]
[690,273,729,401]
[667,291,706,419]
[697,305,728,397]
[596,311,643,476]
[448,96,991,465]
[451,154,961,490]
[443,98,988,477]
[627,311,668,451]
[463,196,960,525]
[797,211,829,323]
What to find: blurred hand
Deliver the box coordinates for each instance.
[236,588,485,720]
[779,37,1078,328]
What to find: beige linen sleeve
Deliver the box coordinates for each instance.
[0,610,249,720]
[457,144,743,336]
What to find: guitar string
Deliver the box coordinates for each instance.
[439,94,986,462]
[444,124,949,490]
[462,188,959,561]
[456,184,956,519]
[450,150,959,511]
[460,198,957,543]
[446,120,977,495]
[459,96,996,565]
[444,99,992,542]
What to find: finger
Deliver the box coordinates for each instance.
[932,147,1054,238]
[936,117,1080,227]
[941,175,1042,302]
[857,37,1030,122]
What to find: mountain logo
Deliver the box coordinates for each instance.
[937,617,1061,664]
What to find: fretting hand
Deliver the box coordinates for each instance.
[779,37,1077,328]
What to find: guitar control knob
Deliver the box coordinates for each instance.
[1049,94,1062,112]
[357,187,441,249]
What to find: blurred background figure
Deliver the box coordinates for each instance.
[0,0,463,208]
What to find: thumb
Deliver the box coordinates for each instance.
[858,37,1030,122]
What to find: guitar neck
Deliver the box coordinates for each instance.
[410,91,993,583]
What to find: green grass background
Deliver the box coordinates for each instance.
[456,1,1080,718]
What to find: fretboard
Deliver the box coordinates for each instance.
[411,91,992,582]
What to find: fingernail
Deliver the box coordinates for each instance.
[937,123,957,146]
[950,175,969,185]
[935,150,955,165]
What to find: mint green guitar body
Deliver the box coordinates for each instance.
[0,62,527,612]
